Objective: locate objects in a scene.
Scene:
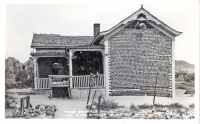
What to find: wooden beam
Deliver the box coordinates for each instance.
[69,50,73,99]
[33,57,38,90]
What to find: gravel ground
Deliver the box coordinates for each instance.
[5,89,194,119]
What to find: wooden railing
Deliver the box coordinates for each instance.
[72,74,104,88]
[35,78,51,90]
[35,74,104,90]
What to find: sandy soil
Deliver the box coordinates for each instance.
[5,88,194,119]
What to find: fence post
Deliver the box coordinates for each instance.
[97,95,102,119]
[153,72,158,106]
[20,96,30,115]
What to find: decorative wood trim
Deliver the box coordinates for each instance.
[104,40,110,97]
[172,38,175,99]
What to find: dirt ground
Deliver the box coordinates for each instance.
[5,88,194,119]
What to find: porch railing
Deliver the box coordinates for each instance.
[35,78,51,90]
[35,74,105,90]
[72,74,105,88]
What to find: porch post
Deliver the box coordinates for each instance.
[69,50,73,99]
[172,38,175,99]
[33,57,38,90]
[36,58,39,78]
[104,40,110,97]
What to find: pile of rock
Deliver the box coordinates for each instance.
[10,104,56,119]
[87,107,195,119]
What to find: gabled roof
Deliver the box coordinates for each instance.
[92,5,182,44]
[31,34,93,48]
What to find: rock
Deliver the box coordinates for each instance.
[45,106,52,111]
[40,113,46,118]
[47,116,54,119]
[34,109,40,114]
[30,113,36,117]
[25,115,31,119]
[16,104,20,108]
[6,94,18,99]
[148,114,156,119]
[9,103,17,108]
[35,105,40,109]
[131,112,135,116]
[189,116,195,119]
[24,109,29,112]
[46,111,55,116]
[29,108,34,113]
[156,108,166,112]
[51,106,56,112]
[39,105,45,111]
[165,115,171,119]
[7,99,15,104]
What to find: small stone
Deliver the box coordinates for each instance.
[46,110,55,116]
[7,99,15,104]
[40,105,45,111]
[30,113,35,117]
[165,115,171,119]
[189,116,195,119]
[25,115,31,119]
[40,113,46,118]
[35,109,40,114]
[35,105,40,109]
[131,112,135,116]
[9,103,17,108]
[45,106,51,111]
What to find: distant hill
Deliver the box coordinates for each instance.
[175,60,194,73]
[5,57,34,84]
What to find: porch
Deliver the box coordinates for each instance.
[31,45,107,99]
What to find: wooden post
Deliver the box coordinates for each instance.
[153,72,158,106]
[36,59,39,78]
[90,90,97,108]
[69,50,73,99]
[20,98,24,115]
[20,96,30,115]
[104,40,110,97]
[33,57,38,90]
[25,96,30,108]
[97,95,102,119]
[87,86,92,105]
[172,38,175,99]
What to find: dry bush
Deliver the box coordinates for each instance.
[130,103,140,111]
[167,103,185,109]
[138,104,153,109]
[98,100,118,110]
[189,103,195,108]
[184,88,195,95]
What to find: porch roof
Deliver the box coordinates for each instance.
[31,34,94,48]
[68,45,104,49]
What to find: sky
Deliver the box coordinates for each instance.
[5,1,199,64]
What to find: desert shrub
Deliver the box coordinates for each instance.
[189,103,195,108]
[130,103,140,111]
[99,100,118,110]
[175,84,187,89]
[184,88,195,95]
[167,103,184,109]
[184,73,195,82]
[154,103,166,108]
[138,104,153,109]
[182,81,195,87]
